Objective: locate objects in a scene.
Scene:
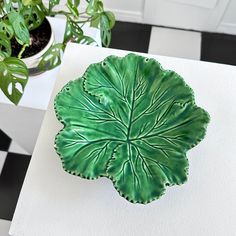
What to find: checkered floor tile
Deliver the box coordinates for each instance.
[0,130,31,222]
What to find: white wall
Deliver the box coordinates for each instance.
[44,0,236,35]
[44,0,145,23]
[218,0,236,34]
[169,0,218,9]
[221,0,236,24]
[143,0,231,32]
[100,0,145,22]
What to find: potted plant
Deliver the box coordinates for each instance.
[0,0,115,105]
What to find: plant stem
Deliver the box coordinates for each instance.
[74,16,93,23]
[76,19,91,23]
[50,10,69,16]
[80,17,93,28]
[0,6,3,16]
[80,22,86,28]
[18,44,28,59]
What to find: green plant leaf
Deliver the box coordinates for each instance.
[54,54,210,204]
[86,0,103,16]
[8,10,30,45]
[63,16,83,43]
[0,52,6,61]
[74,0,80,7]
[22,0,32,6]
[38,43,64,71]
[0,20,14,39]
[2,0,12,13]
[22,0,41,6]
[102,11,115,29]
[73,35,97,45]
[100,12,111,47]
[0,33,11,58]
[21,4,45,30]
[90,11,115,32]
[49,0,60,12]
[90,13,100,28]
[0,57,28,105]
[0,0,4,15]
[67,0,79,18]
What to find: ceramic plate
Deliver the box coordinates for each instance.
[54,53,210,204]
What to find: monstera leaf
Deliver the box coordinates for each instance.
[99,12,113,47]
[0,20,14,39]
[0,57,28,105]
[63,16,83,43]
[54,54,210,204]
[49,0,60,12]
[38,43,65,71]
[72,35,97,45]
[22,0,42,6]
[8,10,30,45]
[86,0,103,16]
[0,33,11,58]
[21,4,45,30]
[67,0,79,17]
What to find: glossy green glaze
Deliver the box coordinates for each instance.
[54,53,210,204]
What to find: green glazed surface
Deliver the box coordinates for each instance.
[54,53,210,204]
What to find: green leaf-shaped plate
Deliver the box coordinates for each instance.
[54,53,210,204]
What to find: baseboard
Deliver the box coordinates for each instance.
[217,23,236,35]
[109,9,143,23]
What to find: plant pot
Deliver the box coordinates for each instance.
[20,17,54,76]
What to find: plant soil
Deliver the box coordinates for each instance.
[11,18,51,58]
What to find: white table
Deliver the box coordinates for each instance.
[0,17,100,154]
[9,43,236,236]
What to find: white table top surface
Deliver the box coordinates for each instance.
[0,17,100,110]
[10,43,236,236]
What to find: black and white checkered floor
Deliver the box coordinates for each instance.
[0,130,31,221]
[1,21,236,234]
